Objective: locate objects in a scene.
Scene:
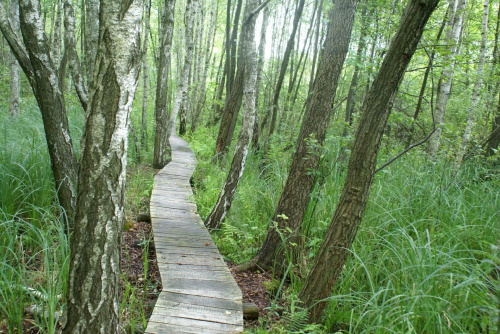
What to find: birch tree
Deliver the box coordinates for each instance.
[9,0,20,118]
[427,0,466,159]
[205,0,266,229]
[454,0,489,168]
[153,0,176,169]
[64,0,143,331]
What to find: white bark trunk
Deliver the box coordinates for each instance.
[454,0,489,169]
[205,0,261,229]
[64,0,143,332]
[9,0,20,117]
[427,0,466,159]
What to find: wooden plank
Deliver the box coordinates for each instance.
[162,269,234,281]
[148,314,243,333]
[145,320,238,334]
[156,255,228,267]
[162,278,241,299]
[157,291,242,311]
[152,301,243,325]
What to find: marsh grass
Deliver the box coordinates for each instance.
[188,130,499,333]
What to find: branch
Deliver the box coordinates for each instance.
[0,3,35,84]
[245,0,271,24]
[375,127,437,173]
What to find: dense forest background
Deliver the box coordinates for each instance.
[0,0,499,333]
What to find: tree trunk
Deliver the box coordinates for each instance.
[251,5,269,150]
[238,0,357,273]
[141,0,151,150]
[153,0,175,169]
[205,0,263,229]
[173,0,197,136]
[9,0,20,118]
[64,0,143,332]
[342,4,370,137]
[84,0,99,82]
[406,5,448,147]
[454,0,489,168]
[298,0,439,322]
[427,0,466,160]
[266,0,305,145]
[64,0,88,111]
[1,0,78,226]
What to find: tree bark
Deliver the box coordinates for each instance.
[427,0,466,160]
[342,4,370,137]
[153,0,175,169]
[454,0,489,168]
[64,0,88,111]
[172,0,197,136]
[9,0,20,118]
[64,0,143,332]
[204,0,263,229]
[238,0,357,273]
[298,0,439,322]
[141,0,151,150]
[84,0,99,82]
[266,0,305,144]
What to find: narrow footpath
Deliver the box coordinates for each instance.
[145,134,244,334]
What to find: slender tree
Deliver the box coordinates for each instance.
[205,0,267,229]
[298,0,440,322]
[9,0,20,118]
[153,0,176,169]
[455,0,489,168]
[427,0,467,159]
[141,0,152,150]
[237,0,358,272]
[64,0,143,331]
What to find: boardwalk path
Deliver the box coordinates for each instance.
[145,135,244,334]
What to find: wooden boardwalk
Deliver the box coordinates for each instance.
[145,134,244,334]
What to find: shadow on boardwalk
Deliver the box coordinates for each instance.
[145,135,244,334]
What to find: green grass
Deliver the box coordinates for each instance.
[188,129,499,333]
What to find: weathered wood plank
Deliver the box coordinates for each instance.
[153,301,243,325]
[147,315,243,333]
[157,292,242,310]
[145,320,238,334]
[162,278,241,300]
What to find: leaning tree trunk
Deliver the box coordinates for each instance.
[298,0,439,322]
[237,0,358,273]
[64,0,88,111]
[454,0,489,169]
[63,0,143,332]
[427,0,466,160]
[0,0,78,226]
[9,0,20,118]
[204,0,263,230]
[153,0,175,169]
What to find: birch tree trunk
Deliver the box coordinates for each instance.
[64,0,143,332]
[238,0,357,273]
[454,0,489,168]
[84,0,99,82]
[427,0,466,160]
[205,0,262,230]
[64,0,88,111]
[298,0,440,322]
[142,0,151,150]
[175,0,197,135]
[153,0,175,169]
[9,0,20,118]
[191,0,217,132]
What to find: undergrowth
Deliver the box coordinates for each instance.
[187,127,499,333]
